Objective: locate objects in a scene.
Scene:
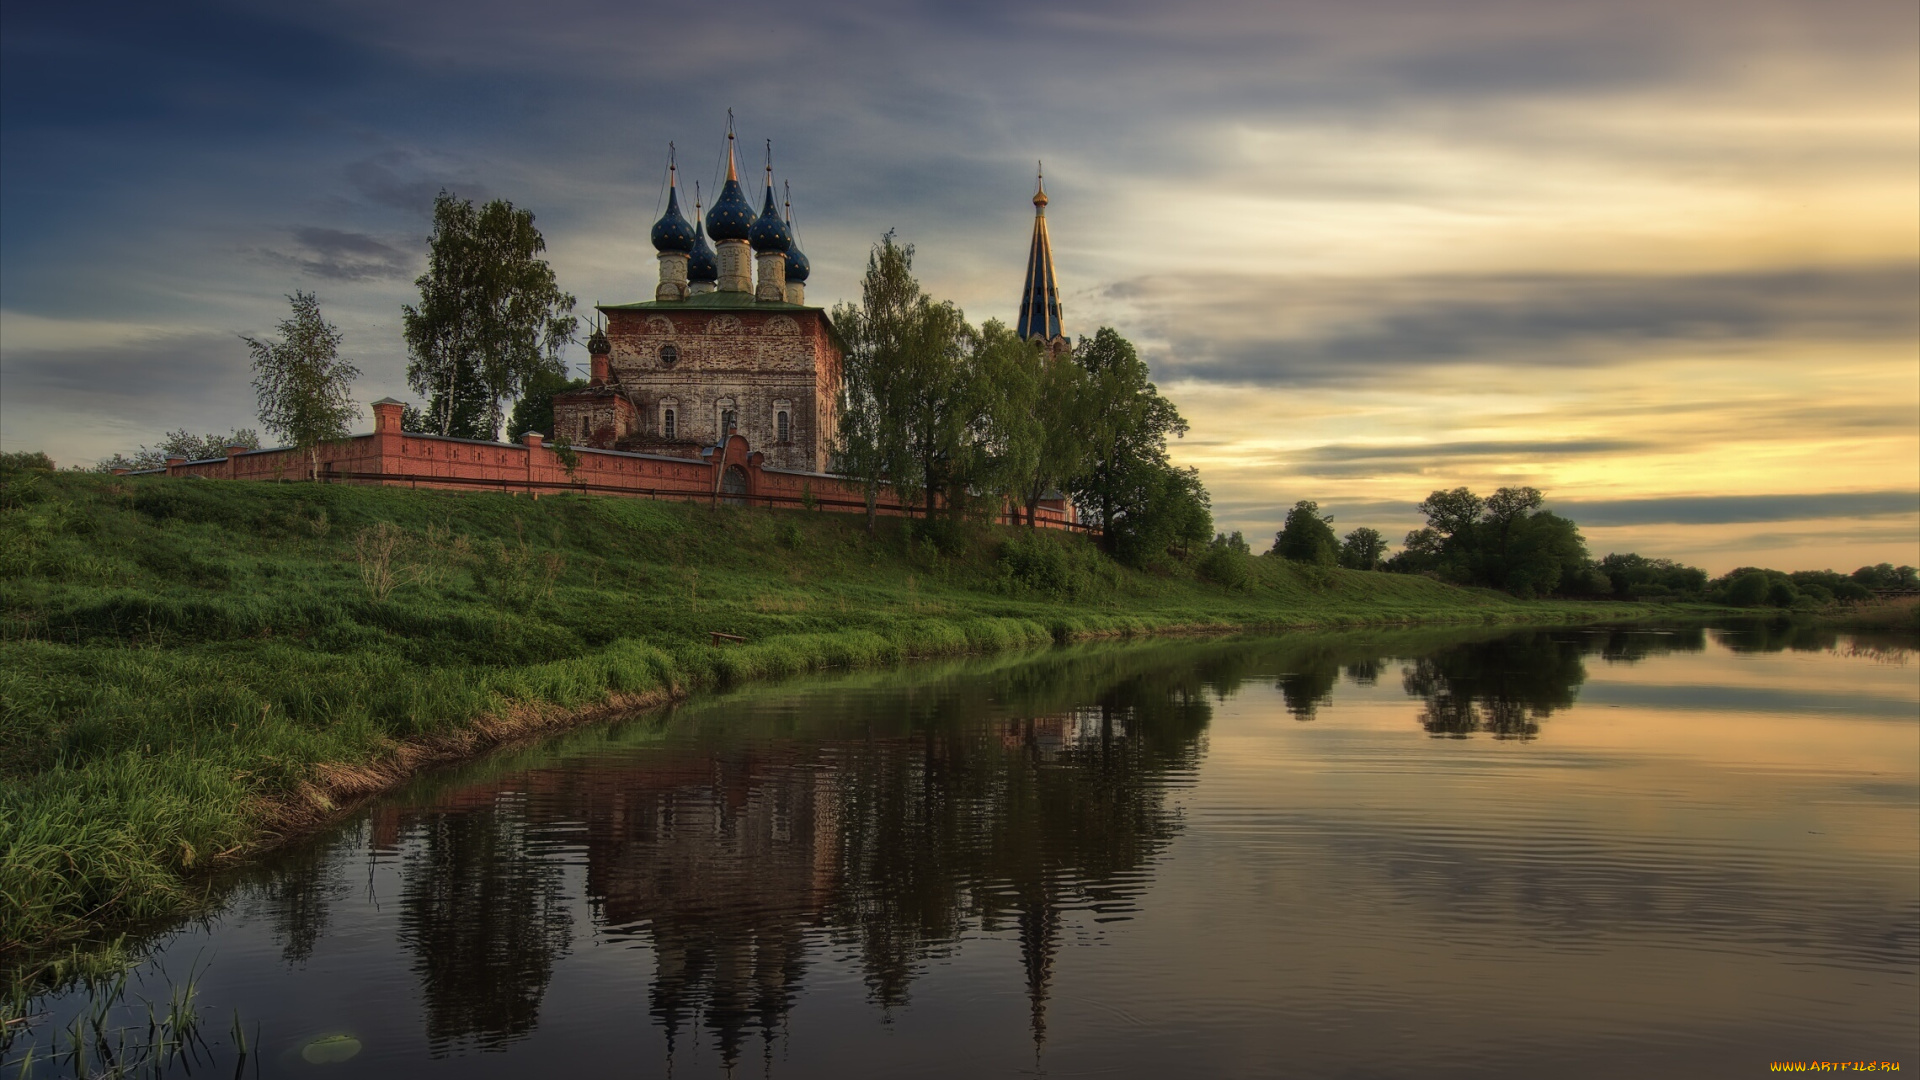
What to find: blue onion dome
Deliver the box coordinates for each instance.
[650,182,695,253]
[749,185,791,253]
[784,242,809,284]
[688,217,718,283]
[706,174,756,242]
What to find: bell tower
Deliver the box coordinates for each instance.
[1016,163,1067,352]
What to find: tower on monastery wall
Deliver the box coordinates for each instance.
[554,122,832,473]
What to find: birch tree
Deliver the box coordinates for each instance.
[246,292,359,480]
[403,192,578,440]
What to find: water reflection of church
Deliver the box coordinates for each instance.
[562,705,1181,1066]
[361,658,1211,1067]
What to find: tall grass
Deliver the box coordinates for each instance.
[1819,595,1920,634]
[0,471,1656,954]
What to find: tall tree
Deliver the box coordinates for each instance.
[1124,463,1213,563]
[832,232,922,530]
[1070,328,1191,560]
[1394,484,1591,596]
[967,320,1043,521]
[1273,500,1338,565]
[984,324,1093,528]
[404,192,578,440]
[1339,526,1388,571]
[832,232,992,523]
[245,292,358,480]
[897,292,976,519]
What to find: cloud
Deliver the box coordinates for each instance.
[343,151,487,216]
[1554,491,1919,527]
[256,226,415,282]
[1205,492,1920,538]
[0,331,252,413]
[1285,439,1649,477]
[1141,264,1920,387]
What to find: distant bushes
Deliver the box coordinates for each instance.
[1,450,54,473]
[1707,565,1908,609]
[1199,531,1253,589]
[1265,484,1915,609]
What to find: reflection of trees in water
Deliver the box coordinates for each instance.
[393,804,573,1055]
[1712,621,1839,654]
[1403,632,1588,740]
[1400,627,1706,739]
[822,687,1208,1031]
[244,831,354,967]
[1595,626,1706,663]
[1345,658,1384,686]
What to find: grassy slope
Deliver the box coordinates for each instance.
[0,471,1664,950]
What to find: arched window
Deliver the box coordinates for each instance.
[579,415,590,440]
[663,409,676,439]
[721,409,737,435]
[777,411,790,444]
[658,344,678,367]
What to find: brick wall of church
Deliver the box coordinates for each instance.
[144,400,1081,531]
[592,307,837,472]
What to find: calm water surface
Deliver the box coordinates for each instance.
[12,623,1919,1077]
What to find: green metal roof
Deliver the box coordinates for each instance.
[599,292,821,313]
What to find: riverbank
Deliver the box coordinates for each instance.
[1,471,1690,954]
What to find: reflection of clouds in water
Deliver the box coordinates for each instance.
[1288,816,1917,974]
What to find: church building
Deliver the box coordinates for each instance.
[554,128,1067,475]
[554,125,833,471]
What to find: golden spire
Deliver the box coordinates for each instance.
[1018,162,1062,342]
[1033,161,1048,209]
[726,109,738,181]
[668,141,677,187]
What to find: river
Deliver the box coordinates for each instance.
[8,622,1917,1077]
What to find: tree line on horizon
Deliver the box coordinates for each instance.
[1253,484,1917,607]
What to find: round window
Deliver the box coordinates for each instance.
[658,344,678,367]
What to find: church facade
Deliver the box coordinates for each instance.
[553,129,835,472]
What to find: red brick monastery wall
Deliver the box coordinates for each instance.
[148,400,1081,529]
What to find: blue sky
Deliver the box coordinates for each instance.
[2,0,1915,572]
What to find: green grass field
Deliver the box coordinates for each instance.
[0,469,1673,954]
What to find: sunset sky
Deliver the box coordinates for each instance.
[3,0,1914,574]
